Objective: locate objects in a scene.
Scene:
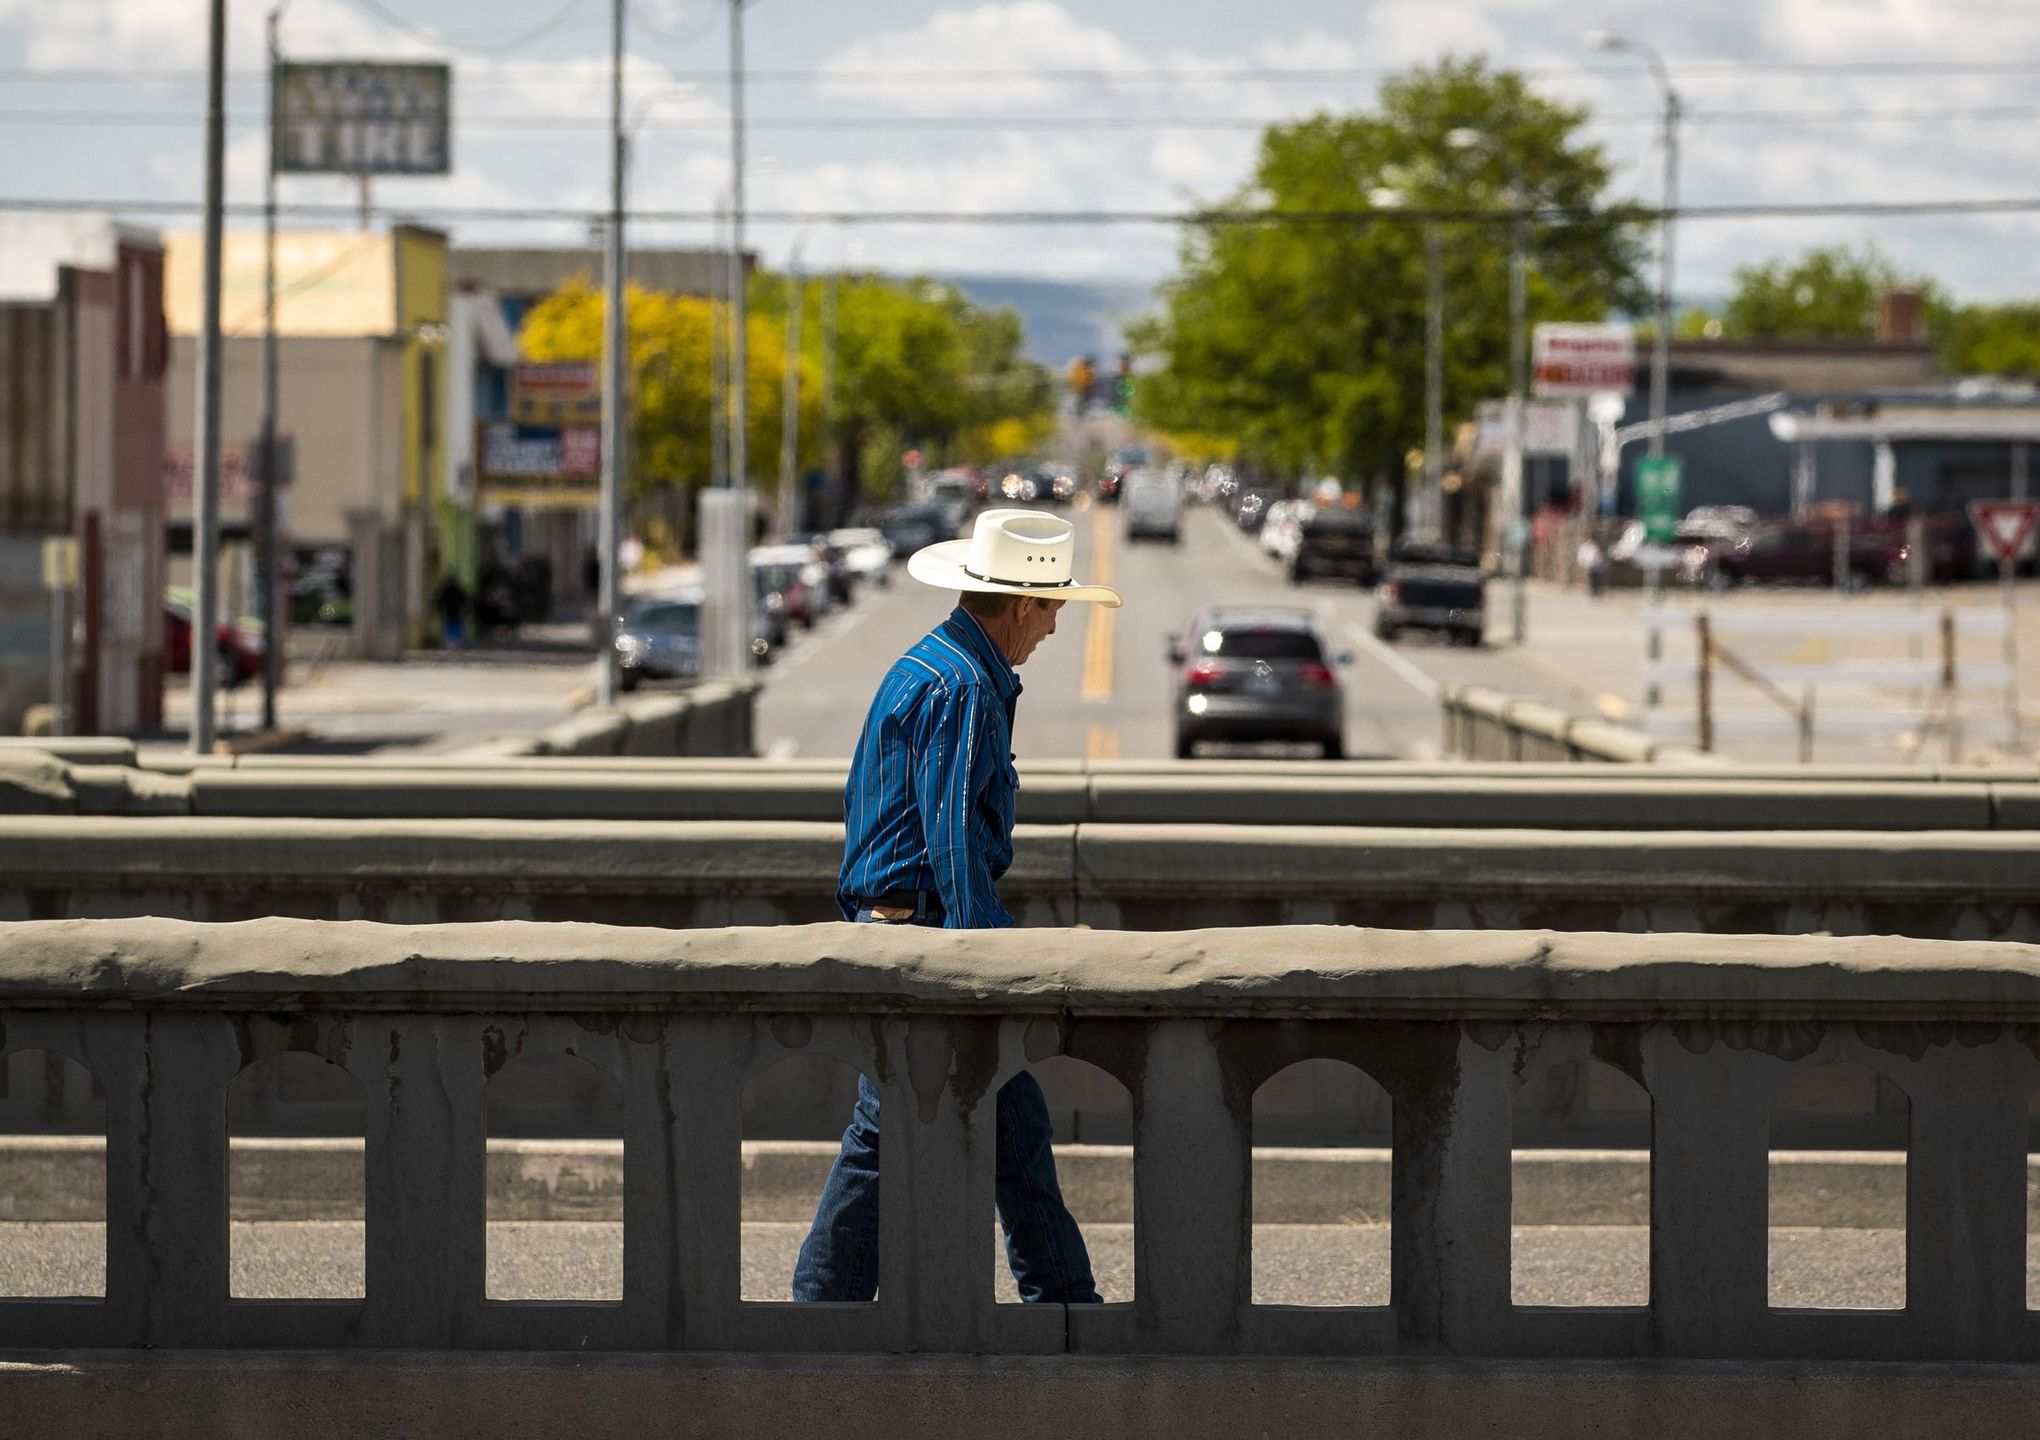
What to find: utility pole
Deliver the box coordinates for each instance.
[190,0,228,753]
[1423,222,1444,543]
[728,0,749,501]
[1507,184,1529,645]
[700,0,755,680]
[820,271,838,525]
[710,200,728,491]
[778,249,804,538]
[596,0,626,706]
[258,4,285,733]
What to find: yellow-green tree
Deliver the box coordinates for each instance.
[520,279,820,545]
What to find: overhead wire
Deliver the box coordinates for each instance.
[7,193,2040,227]
[10,103,2040,132]
[12,56,2040,85]
[337,0,593,57]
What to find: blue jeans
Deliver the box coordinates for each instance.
[790,907,1101,1304]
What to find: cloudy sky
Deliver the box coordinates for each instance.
[3,0,2039,302]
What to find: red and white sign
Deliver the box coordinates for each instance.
[1532,322,1636,398]
[1968,499,2040,567]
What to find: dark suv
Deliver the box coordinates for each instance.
[1170,607,1349,759]
[1289,505,1378,585]
[1693,514,1979,589]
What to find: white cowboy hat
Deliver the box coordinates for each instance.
[906,507,1123,607]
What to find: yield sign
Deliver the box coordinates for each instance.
[1968,499,2040,567]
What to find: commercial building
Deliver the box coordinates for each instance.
[0,214,168,736]
[448,245,735,617]
[164,225,449,658]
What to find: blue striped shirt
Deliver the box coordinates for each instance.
[837,606,1021,929]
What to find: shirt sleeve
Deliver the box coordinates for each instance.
[914,682,1014,929]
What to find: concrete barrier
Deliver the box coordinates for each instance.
[0,916,2033,1378]
[0,816,2032,940]
[1441,683,1720,765]
[464,679,758,759]
[10,750,2037,828]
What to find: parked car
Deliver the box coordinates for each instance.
[1124,475,1182,543]
[1260,499,1305,560]
[1688,514,1979,590]
[790,533,857,607]
[750,547,823,628]
[828,527,894,588]
[878,502,954,558]
[164,596,264,687]
[1232,486,1276,533]
[1169,606,1349,759]
[1374,542,1485,646]
[615,593,702,691]
[1289,504,1377,585]
[751,567,790,656]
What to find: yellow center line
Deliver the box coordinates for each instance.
[1086,723,1120,760]
[1081,506,1116,701]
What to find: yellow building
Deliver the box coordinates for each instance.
[165,225,451,657]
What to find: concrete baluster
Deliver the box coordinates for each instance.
[667,1018,744,1350]
[1130,1018,1250,1351]
[1645,1029,1773,1357]
[1903,1042,2032,1360]
[133,1014,236,1346]
[1393,1028,1511,1353]
[879,1015,999,1352]
[363,1016,486,1346]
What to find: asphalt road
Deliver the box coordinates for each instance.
[0,1222,1925,1310]
[756,502,1590,762]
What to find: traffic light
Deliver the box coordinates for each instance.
[1113,375,1134,418]
[1067,357,1097,405]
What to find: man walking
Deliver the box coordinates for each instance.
[792,508,1122,1305]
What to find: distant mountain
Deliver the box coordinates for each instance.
[933,273,1159,368]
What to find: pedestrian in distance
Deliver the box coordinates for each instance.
[432,570,471,649]
[1578,535,1607,599]
[792,508,1122,1305]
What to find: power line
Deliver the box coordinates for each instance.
[13,57,2040,85]
[12,103,2040,133]
[627,0,722,52]
[9,192,2040,226]
[337,0,593,57]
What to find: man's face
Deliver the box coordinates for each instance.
[1010,598,1065,665]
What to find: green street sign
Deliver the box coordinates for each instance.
[1636,455,1683,544]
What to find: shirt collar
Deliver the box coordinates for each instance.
[943,606,1022,702]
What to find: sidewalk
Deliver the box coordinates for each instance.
[152,623,598,759]
[1488,575,2040,766]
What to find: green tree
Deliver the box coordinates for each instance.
[749,274,1052,514]
[1131,57,1647,525]
[1719,243,1948,341]
[520,279,813,523]
[1939,302,2040,377]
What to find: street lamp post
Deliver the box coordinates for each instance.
[595,0,627,707]
[1588,30,1681,708]
[1423,222,1444,543]
[1587,30,1679,460]
[190,0,228,753]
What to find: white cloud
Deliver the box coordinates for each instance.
[814,2,1151,112]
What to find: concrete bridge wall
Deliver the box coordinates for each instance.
[0,919,2037,1434]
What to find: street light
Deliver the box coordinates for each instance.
[1445,126,1533,642]
[1586,29,1679,461]
[1588,29,1681,712]
[1366,185,1443,541]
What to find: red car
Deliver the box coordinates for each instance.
[165,602,265,687]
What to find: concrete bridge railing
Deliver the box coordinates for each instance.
[6,750,2038,829]
[0,815,2033,941]
[1442,683,1718,764]
[0,917,2037,1368]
